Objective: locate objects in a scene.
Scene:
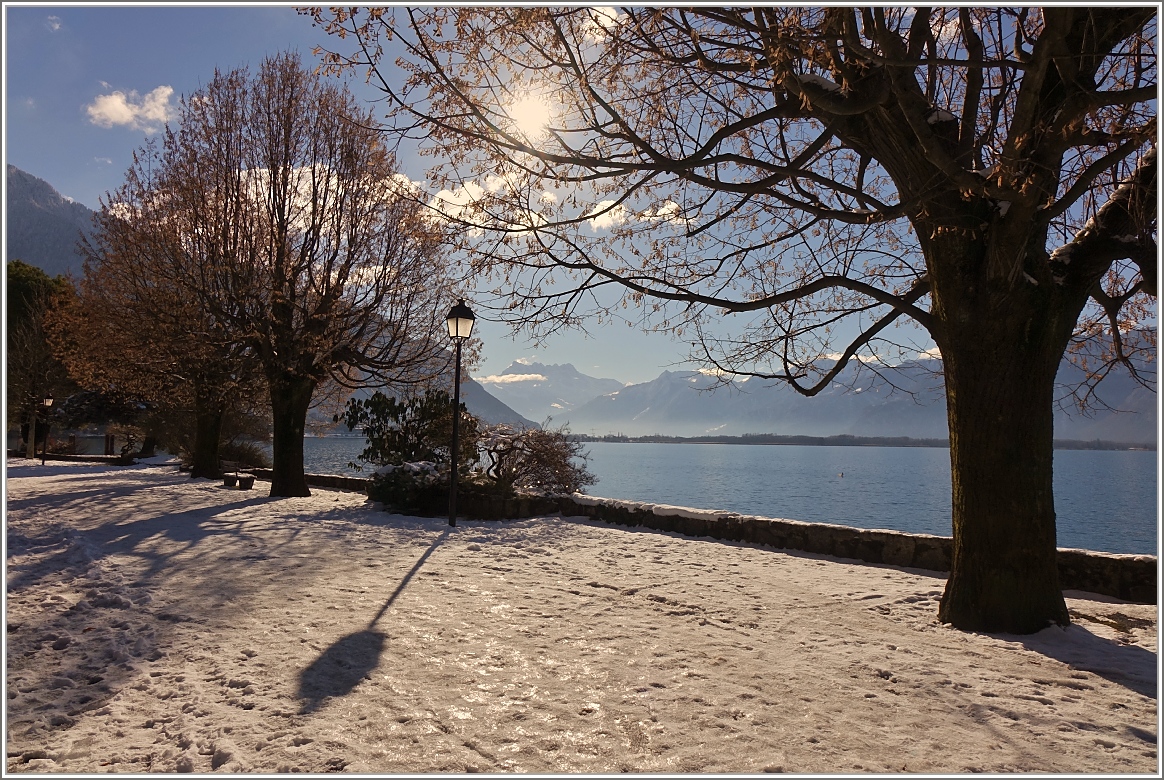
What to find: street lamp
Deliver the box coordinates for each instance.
[40,396,54,466]
[445,300,476,527]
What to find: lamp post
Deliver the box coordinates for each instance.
[445,300,476,527]
[40,396,54,466]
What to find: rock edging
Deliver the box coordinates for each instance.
[555,494,1157,605]
[248,471,1156,605]
[247,469,370,492]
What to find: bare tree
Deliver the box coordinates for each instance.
[50,175,266,478]
[147,52,455,496]
[307,7,1157,632]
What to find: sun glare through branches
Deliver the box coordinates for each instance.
[506,95,554,141]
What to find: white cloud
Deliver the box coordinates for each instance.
[46,16,61,32]
[485,174,515,193]
[386,173,423,198]
[86,85,175,133]
[93,157,113,165]
[426,177,550,235]
[917,347,942,360]
[641,200,683,225]
[428,180,485,220]
[478,373,548,384]
[588,200,627,231]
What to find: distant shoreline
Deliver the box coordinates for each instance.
[570,433,1156,452]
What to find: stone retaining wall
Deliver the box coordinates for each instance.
[252,471,1156,605]
[552,495,1156,605]
[247,469,370,493]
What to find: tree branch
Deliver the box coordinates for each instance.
[1048,145,1158,292]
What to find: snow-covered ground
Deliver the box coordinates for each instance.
[4,459,1159,774]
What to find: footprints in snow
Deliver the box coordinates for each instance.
[850,589,944,619]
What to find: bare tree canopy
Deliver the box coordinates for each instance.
[80,52,458,496]
[50,177,268,478]
[307,7,1157,632]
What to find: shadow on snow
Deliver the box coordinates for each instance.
[296,529,449,713]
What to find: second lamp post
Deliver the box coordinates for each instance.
[445,300,475,527]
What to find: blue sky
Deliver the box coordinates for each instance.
[3,3,693,384]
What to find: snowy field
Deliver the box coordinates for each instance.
[4,459,1159,774]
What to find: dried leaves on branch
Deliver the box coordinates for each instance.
[305,6,1154,397]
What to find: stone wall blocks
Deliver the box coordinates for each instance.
[257,474,1155,605]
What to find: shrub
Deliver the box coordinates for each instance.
[350,391,595,516]
[365,461,449,514]
[479,423,597,495]
[338,389,479,473]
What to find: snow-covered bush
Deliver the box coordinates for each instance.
[478,423,596,495]
[339,389,481,513]
[367,460,451,512]
[344,391,593,514]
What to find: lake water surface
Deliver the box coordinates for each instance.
[42,433,1154,555]
[292,436,1156,556]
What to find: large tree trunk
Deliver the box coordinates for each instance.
[933,246,1077,633]
[189,396,224,479]
[268,374,316,497]
[138,435,159,458]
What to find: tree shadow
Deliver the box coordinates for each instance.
[1016,623,1157,699]
[5,494,272,594]
[296,529,449,713]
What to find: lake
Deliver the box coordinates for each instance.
[29,433,1155,555]
[290,436,1156,556]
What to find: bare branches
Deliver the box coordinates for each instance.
[305,6,1155,411]
[155,53,455,391]
[1041,125,1157,222]
[1049,145,1158,290]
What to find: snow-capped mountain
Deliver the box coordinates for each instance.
[313,378,538,434]
[553,359,1157,444]
[6,165,95,278]
[475,361,625,425]
[563,360,949,438]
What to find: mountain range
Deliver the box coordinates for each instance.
[454,378,539,429]
[6,165,95,278]
[7,165,1156,444]
[476,361,625,424]
[481,358,1157,444]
